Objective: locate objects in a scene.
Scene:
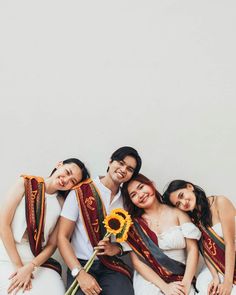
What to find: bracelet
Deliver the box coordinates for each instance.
[116,243,124,257]
[30,261,38,272]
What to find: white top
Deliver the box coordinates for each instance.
[11,193,61,246]
[0,193,61,261]
[60,176,125,259]
[157,222,201,264]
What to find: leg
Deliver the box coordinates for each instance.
[98,266,134,295]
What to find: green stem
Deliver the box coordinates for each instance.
[65,232,112,295]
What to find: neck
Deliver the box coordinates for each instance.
[44,178,57,195]
[144,201,164,217]
[100,175,120,198]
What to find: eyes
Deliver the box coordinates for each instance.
[118,161,134,173]
[175,192,184,208]
[130,184,144,199]
[65,169,77,185]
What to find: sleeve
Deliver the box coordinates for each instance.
[60,190,79,221]
[180,222,201,240]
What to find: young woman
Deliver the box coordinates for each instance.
[122,174,201,295]
[163,180,236,295]
[0,158,89,295]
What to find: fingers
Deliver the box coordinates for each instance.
[8,272,17,280]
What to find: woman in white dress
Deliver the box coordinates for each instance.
[163,180,236,295]
[122,174,201,295]
[0,158,89,295]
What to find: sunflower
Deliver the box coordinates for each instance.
[103,213,125,235]
[110,208,130,220]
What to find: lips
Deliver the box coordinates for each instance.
[58,177,65,187]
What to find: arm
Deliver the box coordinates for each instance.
[57,216,102,294]
[177,209,199,293]
[8,219,61,293]
[0,178,25,269]
[216,196,235,295]
[130,252,185,295]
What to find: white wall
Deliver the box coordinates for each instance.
[0,1,235,206]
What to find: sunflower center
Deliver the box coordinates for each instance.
[108,218,121,230]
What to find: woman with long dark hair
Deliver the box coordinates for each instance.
[163,180,235,295]
[0,158,89,295]
[122,174,201,295]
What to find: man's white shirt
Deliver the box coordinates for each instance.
[60,176,129,259]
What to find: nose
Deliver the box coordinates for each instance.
[120,165,127,174]
[138,191,145,200]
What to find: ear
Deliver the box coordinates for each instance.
[55,161,63,169]
[186,183,194,191]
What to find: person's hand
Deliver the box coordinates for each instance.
[207,275,220,294]
[216,281,233,295]
[8,263,34,294]
[76,270,102,295]
[94,238,121,256]
[162,281,186,295]
[180,280,191,294]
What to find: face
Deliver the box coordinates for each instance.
[108,155,137,184]
[128,180,156,209]
[169,184,196,211]
[52,162,83,191]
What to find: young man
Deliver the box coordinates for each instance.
[58,146,142,295]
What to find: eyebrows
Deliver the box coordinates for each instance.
[129,183,143,197]
[120,159,136,171]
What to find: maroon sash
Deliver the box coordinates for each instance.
[74,178,132,279]
[127,218,186,283]
[197,222,236,284]
[23,175,61,275]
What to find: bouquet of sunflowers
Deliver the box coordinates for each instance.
[65,208,132,295]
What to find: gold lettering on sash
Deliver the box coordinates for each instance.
[31,190,38,200]
[204,238,216,256]
[85,196,95,211]
[34,229,37,240]
[92,219,99,233]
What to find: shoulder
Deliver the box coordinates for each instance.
[174,207,192,224]
[215,195,235,214]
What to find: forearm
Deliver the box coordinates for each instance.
[58,235,81,270]
[183,241,199,286]
[224,242,235,284]
[0,225,23,267]
[132,257,166,291]
[205,257,219,278]
[30,242,57,267]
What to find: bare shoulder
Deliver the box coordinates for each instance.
[174,207,192,224]
[215,195,236,214]
[166,206,191,224]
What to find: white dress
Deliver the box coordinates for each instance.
[0,194,65,295]
[133,223,201,295]
[196,221,236,295]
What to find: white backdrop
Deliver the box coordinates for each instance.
[0,1,235,206]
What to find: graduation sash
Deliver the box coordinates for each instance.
[197,222,236,284]
[74,178,132,279]
[127,218,186,283]
[23,175,62,275]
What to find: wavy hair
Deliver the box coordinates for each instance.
[163,179,212,227]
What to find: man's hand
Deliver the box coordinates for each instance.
[94,238,121,256]
[77,270,102,295]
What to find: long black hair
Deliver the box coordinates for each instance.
[122,173,162,218]
[163,180,212,227]
[50,158,90,198]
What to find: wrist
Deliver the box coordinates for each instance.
[116,243,123,256]
[30,261,38,272]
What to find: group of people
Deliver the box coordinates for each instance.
[0,146,235,295]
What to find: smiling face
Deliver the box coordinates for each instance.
[127,180,157,209]
[169,184,196,211]
[108,155,137,185]
[51,162,83,191]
